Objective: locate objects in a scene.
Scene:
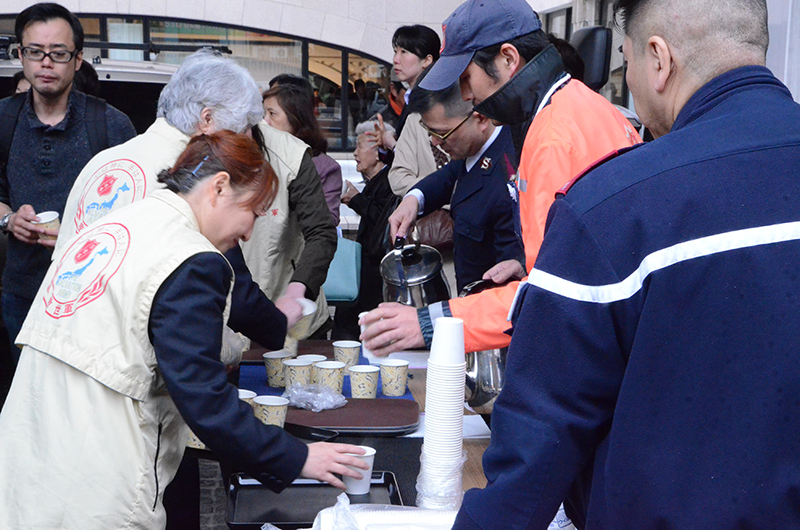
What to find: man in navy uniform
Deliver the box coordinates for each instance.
[452,0,800,528]
[389,80,523,293]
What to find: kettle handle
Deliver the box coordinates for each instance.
[395,230,422,252]
[459,279,505,297]
[410,226,422,251]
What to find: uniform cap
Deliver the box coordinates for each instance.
[419,0,542,91]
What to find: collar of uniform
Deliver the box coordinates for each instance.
[473,44,566,126]
[466,124,503,172]
[151,188,201,232]
[672,65,789,133]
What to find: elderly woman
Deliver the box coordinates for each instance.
[333,124,397,339]
[263,83,343,226]
[0,131,366,530]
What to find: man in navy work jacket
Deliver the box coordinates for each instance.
[389,80,523,293]
[453,0,800,528]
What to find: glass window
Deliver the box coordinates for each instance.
[0,17,15,61]
[309,43,344,149]
[0,17,13,36]
[599,1,627,107]
[149,21,301,87]
[347,52,389,147]
[78,16,102,62]
[107,18,144,61]
[0,14,389,151]
[545,8,572,40]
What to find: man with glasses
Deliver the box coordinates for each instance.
[0,3,135,372]
[388,80,523,292]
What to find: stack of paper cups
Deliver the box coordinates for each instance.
[417,317,467,510]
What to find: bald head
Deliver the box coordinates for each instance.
[615,0,768,83]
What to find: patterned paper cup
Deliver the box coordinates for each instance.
[32,211,60,240]
[287,298,317,340]
[238,389,257,407]
[333,340,361,369]
[349,365,379,399]
[263,350,293,387]
[282,358,313,387]
[253,396,289,428]
[380,359,410,397]
[315,360,346,393]
[297,354,327,383]
[186,429,207,450]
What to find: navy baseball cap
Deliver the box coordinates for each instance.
[419,0,542,91]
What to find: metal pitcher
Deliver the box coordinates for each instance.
[460,279,508,414]
[379,233,451,308]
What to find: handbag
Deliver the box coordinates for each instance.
[415,208,454,252]
[322,237,362,305]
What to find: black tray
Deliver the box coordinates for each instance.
[226,471,403,529]
[185,423,338,461]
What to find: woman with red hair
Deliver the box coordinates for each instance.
[0,131,366,530]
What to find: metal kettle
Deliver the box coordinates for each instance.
[460,279,507,415]
[379,232,451,308]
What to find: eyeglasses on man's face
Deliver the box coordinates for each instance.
[420,112,472,142]
[20,46,78,63]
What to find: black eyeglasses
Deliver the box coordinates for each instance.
[419,112,471,142]
[20,46,78,63]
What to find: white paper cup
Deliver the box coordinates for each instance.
[429,317,466,366]
[342,445,376,495]
[315,360,346,393]
[333,340,361,369]
[380,359,409,396]
[32,211,60,240]
[282,358,313,387]
[349,365,379,399]
[253,396,289,428]
[263,350,293,387]
[287,298,317,340]
[358,311,375,360]
[238,389,257,406]
[296,354,327,364]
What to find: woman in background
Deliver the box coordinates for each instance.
[333,123,397,339]
[263,83,342,226]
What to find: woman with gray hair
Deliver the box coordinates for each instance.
[57,49,307,351]
[157,48,264,135]
[333,123,396,339]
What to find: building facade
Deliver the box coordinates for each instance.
[1,0,797,151]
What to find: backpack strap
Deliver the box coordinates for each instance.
[84,94,109,156]
[0,93,28,179]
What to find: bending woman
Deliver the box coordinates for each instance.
[0,131,366,530]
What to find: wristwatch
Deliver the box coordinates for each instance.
[0,212,12,234]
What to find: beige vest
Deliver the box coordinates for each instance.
[57,119,328,338]
[241,122,330,337]
[56,118,191,255]
[19,189,230,399]
[11,190,230,529]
